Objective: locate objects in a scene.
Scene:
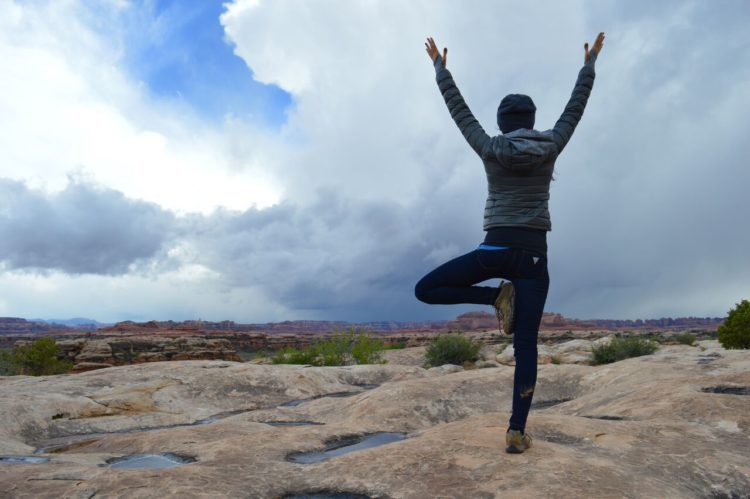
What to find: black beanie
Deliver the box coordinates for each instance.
[497,94,536,134]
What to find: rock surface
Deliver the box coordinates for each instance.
[495,337,616,366]
[0,340,748,498]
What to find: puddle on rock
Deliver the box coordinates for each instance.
[263,421,325,427]
[286,432,407,464]
[282,492,373,499]
[0,455,51,464]
[701,386,750,396]
[34,436,101,454]
[34,408,256,454]
[105,452,196,469]
[280,389,372,407]
[581,415,628,421]
[697,353,722,365]
[531,398,574,410]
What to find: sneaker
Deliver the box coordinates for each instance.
[494,281,516,335]
[505,429,532,454]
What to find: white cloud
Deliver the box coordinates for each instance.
[0,0,281,214]
[1,0,749,321]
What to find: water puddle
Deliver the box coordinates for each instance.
[263,421,325,427]
[0,455,51,464]
[353,383,380,389]
[701,386,750,396]
[34,408,256,454]
[696,353,722,365]
[282,492,373,499]
[581,415,628,421]
[34,435,102,454]
[280,385,378,407]
[105,452,196,469]
[531,398,574,409]
[286,432,407,464]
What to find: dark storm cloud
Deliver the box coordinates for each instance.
[0,178,174,275]
[542,0,750,318]
[178,185,485,320]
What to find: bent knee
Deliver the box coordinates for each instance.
[414,279,433,304]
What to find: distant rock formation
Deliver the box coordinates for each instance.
[11,336,240,373]
[0,317,72,335]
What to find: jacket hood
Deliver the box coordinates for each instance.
[498,129,558,170]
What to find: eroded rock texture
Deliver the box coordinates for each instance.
[0,341,748,498]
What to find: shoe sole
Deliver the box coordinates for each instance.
[497,283,516,335]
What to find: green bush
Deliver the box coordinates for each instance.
[0,348,14,375]
[350,332,386,364]
[590,337,659,365]
[424,332,482,368]
[718,300,750,349]
[383,341,407,350]
[272,327,385,366]
[272,345,318,365]
[675,332,697,346]
[4,337,73,376]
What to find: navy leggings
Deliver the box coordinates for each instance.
[414,246,550,431]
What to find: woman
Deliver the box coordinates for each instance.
[415,33,605,454]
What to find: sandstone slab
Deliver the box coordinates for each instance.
[0,341,748,498]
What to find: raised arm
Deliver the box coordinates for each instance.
[426,37,491,156]
[551,32,605,153]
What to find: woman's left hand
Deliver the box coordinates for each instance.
[425,37,447,67]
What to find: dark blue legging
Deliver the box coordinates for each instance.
[414,246,549,431]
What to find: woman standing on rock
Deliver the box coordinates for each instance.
[415,32,605,453]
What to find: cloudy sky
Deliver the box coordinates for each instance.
[1,0,748,323]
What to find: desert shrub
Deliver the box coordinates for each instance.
[717,300,750,349]
[424,332,482,368]
[272,327,385,366]
[314,333,349,366]
[350,332,385,364]
[6,337,73,376]
[590,337,659,365]
[272,346,318,365]
[550,355,562,365]
[675,332,697,346]
[0,348,14,375]
[383,341,407,350]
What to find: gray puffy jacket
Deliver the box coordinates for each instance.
[433,53,597,231]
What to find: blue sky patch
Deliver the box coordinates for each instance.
[113,0,292,127]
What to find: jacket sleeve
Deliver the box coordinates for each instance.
[551,52,597,153]
[434,56,492,157]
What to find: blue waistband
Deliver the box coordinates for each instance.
[477,244,509,251]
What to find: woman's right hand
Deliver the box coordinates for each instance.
[585,32,605,63]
